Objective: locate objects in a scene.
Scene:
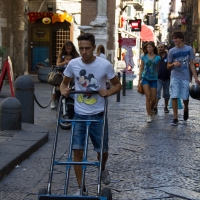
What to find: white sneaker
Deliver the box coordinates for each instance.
[101,168,111,185]
[51,101,56,109]
[146,115,152,123]
[73,188,88,196]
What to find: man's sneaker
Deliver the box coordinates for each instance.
[183,110,189,121]
[146,115,152,123]
[51,101,56,109]
[153,107,158,114]
[171,119,178,126]
[164,107,169,113]
[101,168,111,185]
[73,188,88,196]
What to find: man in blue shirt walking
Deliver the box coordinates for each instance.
[167,31,200,126]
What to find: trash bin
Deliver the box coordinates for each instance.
[125,72,136,89]
[126,80,133,89]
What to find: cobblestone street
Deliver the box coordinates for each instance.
[0,78,200,200]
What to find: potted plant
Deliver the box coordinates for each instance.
[0,46,6,71]
[0,46,6,57]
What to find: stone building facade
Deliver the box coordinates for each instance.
[0,0,25,77]
[0,0,145,76]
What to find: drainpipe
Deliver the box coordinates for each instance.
[38,0,46,12]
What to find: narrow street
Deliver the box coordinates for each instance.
[0,78,200,200]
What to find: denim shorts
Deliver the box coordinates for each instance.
[169,78,190,100]
[72,112,108,153]
[142,78,157,88]
[156,79,170,99]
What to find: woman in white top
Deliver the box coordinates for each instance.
[96,44,106,59]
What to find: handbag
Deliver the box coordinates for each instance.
[47,71,63,86]
[137,80,144,94]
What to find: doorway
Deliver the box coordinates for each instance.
[28,20,70,73]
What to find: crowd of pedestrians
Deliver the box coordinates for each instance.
[138,31,200,125]
[43,30,200,197]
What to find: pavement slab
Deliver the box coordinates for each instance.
[0,123,48,181]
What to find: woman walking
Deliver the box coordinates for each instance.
[138,41,161,122]
[51,41,79,109]
[96,44,106,59]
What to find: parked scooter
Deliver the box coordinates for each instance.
[194,53,200,77]
[53,66,74,130]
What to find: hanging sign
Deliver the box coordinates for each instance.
[129,19,142,32]
[181,25,186,32]
[118,38,136,71]
[118,38,136,47]
[181,17,187,25]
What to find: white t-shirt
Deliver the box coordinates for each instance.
[63,56,116,115]
[99,53,106,59]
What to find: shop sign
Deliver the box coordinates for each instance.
[181,17,187,25]
[181,25,186,32]
[119,16,126,28]
[118,38,136,47]
[42,17,51,24]
[129,19,141,32]
[28,12,73,24]
[118,38,136,71]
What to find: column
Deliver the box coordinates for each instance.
[90,0,108,27]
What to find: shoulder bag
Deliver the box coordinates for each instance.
[47,69,63,86]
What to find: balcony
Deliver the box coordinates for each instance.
[123,0,143,11]
[192,13,199,26]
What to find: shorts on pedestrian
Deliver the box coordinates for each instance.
[142,78,157,88]
[156,79,170,99]
[169,78,190,100]
[72,112,108,153]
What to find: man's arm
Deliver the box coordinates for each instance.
[167,61,181,70]
[98,76,122,97]
[60,76,72,98]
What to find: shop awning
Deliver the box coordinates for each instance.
[140,24,154,42]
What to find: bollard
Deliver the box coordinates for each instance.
[122,70,126,96]
[14,75,34,124]
[0,97,22,130]
[116,72,121,102]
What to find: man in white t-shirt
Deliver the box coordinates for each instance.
[60,33,122,196]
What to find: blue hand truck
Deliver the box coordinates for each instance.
[38,91,112,200]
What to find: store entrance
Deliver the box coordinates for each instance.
[28,21,70,73]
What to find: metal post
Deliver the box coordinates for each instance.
[122,70,126,96]
[116,72,120,102]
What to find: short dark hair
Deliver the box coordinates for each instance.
[77,33,95,46]
[171,31,184,41]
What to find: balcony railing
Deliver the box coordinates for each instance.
[124,0,143,11]
[123,0,143,4]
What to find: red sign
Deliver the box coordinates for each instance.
[181,17,187,25]
[129,19,141,32]
[118,38,136,47]
[0,57,14,97]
